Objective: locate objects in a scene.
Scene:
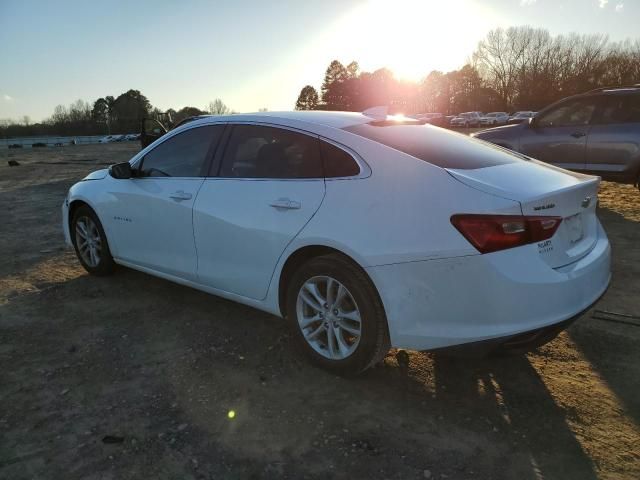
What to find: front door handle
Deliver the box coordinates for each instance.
[169,190,192,201]
[570,132,586,138]
[269,198,301,210]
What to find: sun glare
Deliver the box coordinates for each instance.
[323,0,498,81]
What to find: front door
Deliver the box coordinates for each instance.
[193,124,326,299]
[519,97,598,171]
[103,124,225,280]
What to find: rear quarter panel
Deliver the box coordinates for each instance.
[289,135,523,267]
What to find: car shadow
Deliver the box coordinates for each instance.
[428,354,598,479]
[567,205,640,426]
[0,247,626,479]
[360,350,599,479]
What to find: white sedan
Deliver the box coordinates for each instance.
[62,109,611,375]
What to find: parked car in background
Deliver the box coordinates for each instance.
[124,133,139,141]
[508,111,537,124]
[62,109,611,375]
[479,112,509,126]
[98,135,116,143]
[416,113,447,127]
[450,112,481,128]
[473,86,640,186]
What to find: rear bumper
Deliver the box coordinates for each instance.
[366,221,611,351]
[430,286,606,357]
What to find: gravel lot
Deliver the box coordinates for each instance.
[1,143,639,480]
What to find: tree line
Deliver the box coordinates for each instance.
[296,26,640,114]
[3,25,639,138]
[0,90,233,139]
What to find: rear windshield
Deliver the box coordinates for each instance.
[343,123,521,170]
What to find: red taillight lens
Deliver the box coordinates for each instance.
[450,214,562,254]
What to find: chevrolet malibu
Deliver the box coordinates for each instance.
[62,110,611,375]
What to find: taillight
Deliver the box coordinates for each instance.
[450,214,562,254]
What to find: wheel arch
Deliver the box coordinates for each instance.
[67,198,114,253]
[276,245,385,324]
[68,199,94,236]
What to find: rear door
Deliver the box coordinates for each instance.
[103,125,224,281]
[193,123,326,299]
[519,97,598,171]
[585,93,640,181]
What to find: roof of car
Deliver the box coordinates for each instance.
[584,84,640,95]
[193,111,376,129]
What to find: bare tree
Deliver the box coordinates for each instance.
[471,26,634,110]
[207,99,231,115]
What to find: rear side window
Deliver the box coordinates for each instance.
[596,95,640,124]
[343,123,519,169]
[140,125,223,177]
[320,140,360,177]
[220,125,322,179]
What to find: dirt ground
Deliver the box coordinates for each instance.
[1,143,639,480]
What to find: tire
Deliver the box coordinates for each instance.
[71,205,115,276]
[285,254,390,376]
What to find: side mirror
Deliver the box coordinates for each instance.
[109,161,133,179]
[528,117,536,128]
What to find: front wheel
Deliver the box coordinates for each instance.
[286,254,390,376]
[71,205,115,276]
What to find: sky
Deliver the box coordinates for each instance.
[0,0,638,122]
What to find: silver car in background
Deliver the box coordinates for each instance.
[450,112,481,128]
[479,112,509,126]
[508,111,537,124]
[473,86,640,186]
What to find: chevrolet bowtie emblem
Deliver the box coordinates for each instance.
[581,196,592,208]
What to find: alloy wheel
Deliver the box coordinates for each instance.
[75,216,102,267]
[296,275,362,360]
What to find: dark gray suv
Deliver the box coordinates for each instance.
[472,86,640,186]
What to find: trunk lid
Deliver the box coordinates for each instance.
[447,160,600,268]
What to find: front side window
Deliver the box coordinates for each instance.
[596,95,640,125]
[220,125,322,179]
[536,99,597,128]
[139,125,223,177]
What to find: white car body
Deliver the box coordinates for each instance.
[479,112,509,126]
[63,111,610,352]
[450,112,481,127]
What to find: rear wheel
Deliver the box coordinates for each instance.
[286,254,389,376]
[71,205,115,276]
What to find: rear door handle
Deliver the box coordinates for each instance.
[169,190,192,201]
[269,198,301,210]
[570,132,586,138]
